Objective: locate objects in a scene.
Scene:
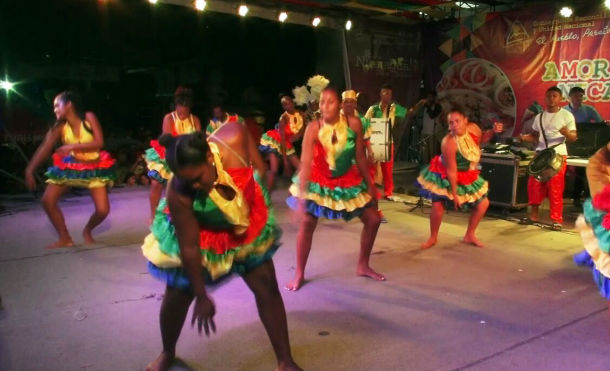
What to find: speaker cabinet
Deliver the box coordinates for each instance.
[480,153,529,209]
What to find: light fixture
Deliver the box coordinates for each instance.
[456,1,475,9]
[605,0,610,9]
[195,0,206,11]
[312,16,321,27]
[345,19,352,30]
[559,6,573,17]
[0,80,14,91]
[148,0,157,4]
[238,4,248,16]
[278,11,288,22]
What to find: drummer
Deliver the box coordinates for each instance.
[519,86,577,231]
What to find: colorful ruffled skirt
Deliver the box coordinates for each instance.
[259,128,295,156]
[574,185,610,299]
[141,169,280,290]
[45,151,116,188]
[416,156,488,210]
[287,164,372,221]
[144,140,171,183]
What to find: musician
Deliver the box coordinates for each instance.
[564,86,605,207]
[413,91,442,164]
[519,86,577,230]
[342,89,386,223]
[206,104,243,136]
[364,84,407,200]
[564,86,603,124]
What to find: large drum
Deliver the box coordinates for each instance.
[369,117,391,162]
[528,148,565,182]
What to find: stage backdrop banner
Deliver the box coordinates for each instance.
[345,22,422,112]
[431,5,609,137]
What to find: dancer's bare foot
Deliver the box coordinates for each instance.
[83,229,96,245]
[275,360,304,371]
[463,235,484,247]
[284,276,305,291]
[421,237,437,249]
[46,238,74,249]
[145,352,175,371]
[356,266,386,281]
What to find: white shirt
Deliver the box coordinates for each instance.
[422,110,435,135]
[531,108,576,155]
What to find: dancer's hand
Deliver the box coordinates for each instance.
[367,153,375,164]
[292,197,306,223]
[55,144,74,156]
[191,295,216,336]
[452,196,462,211]
[25,170,36,191]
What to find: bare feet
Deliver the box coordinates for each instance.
[275,361,304,371]
[83,229,96,245]
[463,235,484,247]
[284,276,305,291]
[356,266,386,281]
[145,352,175,371]
[421,237,437,249]
[46,238,75,249]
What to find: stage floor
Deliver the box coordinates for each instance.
[0,186,608,371]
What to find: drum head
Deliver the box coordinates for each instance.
[529,149,554,174]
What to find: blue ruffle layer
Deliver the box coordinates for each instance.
[573,249,610,299]
[147,170,167,184]
[415,182,486,211]
[286,196,367,221]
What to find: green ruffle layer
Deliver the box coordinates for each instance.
[150,173,280,264]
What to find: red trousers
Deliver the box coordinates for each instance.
[380,143,394,197]
[527,157,567,224]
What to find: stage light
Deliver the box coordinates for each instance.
[0,80,14,91]
[559,6,573,17]
[312,16,321,27]
[148,0,157,4]
[195,0,206,11]
[456,1,475,9]
[278,11,288,22]
[238,4,248,16]
[345,19,352,30]
[605,0,610,9]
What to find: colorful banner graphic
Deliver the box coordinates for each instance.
[432,5,609,136]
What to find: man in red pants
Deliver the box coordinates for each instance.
[364,84,407,201]
[519,86,577,231]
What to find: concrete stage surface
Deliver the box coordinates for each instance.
[0,187,608,371]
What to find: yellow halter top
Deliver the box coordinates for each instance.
[171,111,197,135]
[207,142,250,235]
[318,116,348,171]
[284,111,304,136]
[455,132,481,170]
[62,121,99,161]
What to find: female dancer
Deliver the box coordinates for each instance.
[25,91,115,248]
[141,124,301,371]
[341,89,387,223]
[285,87,384,291]
[145,87,202,221]
[416,107,489,248]
[574,142,610,307]
[259,95,303,191]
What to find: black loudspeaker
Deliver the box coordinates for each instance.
[480,153,529,209]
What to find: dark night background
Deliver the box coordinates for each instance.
[0,0,348,191]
